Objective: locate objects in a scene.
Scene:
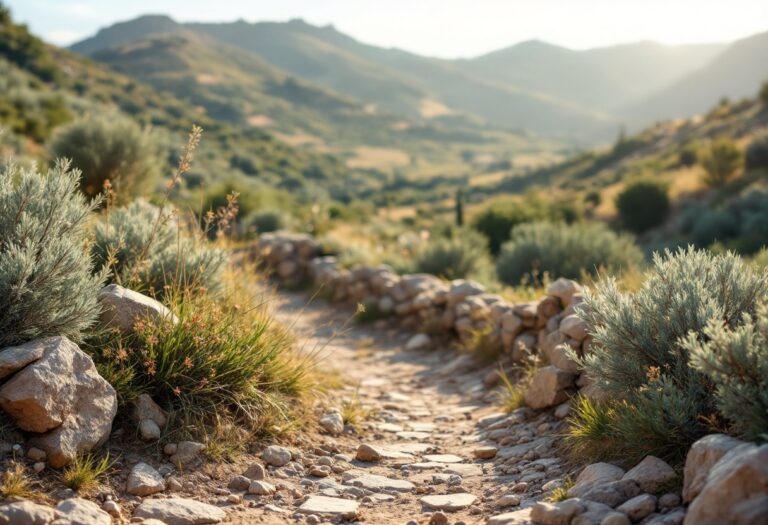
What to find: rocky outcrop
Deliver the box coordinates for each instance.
[525,366,577,410]
[683,437,768,525]
[0,336,117,467]
[97,283,177,333]
[682,433,744,503]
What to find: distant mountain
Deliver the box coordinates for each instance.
[71,15,768,143]
[461,39,724,110]
[72,16,617,140]
[621,31,768,122]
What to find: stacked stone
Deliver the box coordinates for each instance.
[256,235,595,411]
[252,232,321,285]
[524,278,595,411]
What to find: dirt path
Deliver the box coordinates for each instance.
[219,291,566,524]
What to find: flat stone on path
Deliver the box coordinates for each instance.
[297,496,359,519]
[408,422,436,432]
[424,454,464,463]
[473,445,498,459]
[487,507,534,524]
[376,422,405,432]
[389,442,436,454]
[344,473,416,492]
[133,498,225,525]
[397,431,432,440]
[356,443,414,462]
[444,463,483,477]
[421,493,477,511]
[407,462,448,470]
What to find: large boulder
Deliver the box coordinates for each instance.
[569,463,626,498]
[447,280,485,304]
[55,498,112,525]
[97,284,177,333]
[525,366,576,410]
[127,462,166,496]
[559,315,588,341]
[684,443,768,525]
[0,340,46,380]
[0,500,62,524]
[682,433,745,503]
[0,337,117,467]
[530,499,585,524]
[547,278,582,306]
[622,456,676,493]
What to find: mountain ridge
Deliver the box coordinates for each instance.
[70,14,768,143]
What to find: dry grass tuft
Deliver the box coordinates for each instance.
[0,462,35,499]
[62,453,112,492]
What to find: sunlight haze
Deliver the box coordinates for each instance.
[8,0,768,57]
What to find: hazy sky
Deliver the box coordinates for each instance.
[7,0,768,58]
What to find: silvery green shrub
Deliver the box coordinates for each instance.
[414,229,492,281]
[578,247,768,458]
[496,221,642,285]
[48,112,160,201]
[685,302,768,441]
[0,160,105,346]
[92,200,226,297]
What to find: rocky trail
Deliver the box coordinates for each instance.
[217,290,570,524]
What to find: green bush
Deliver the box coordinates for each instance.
[472,194,581,255]
[413,229,492,280]
[495,221,642,286]
[690,209,738,247]
[678,142,699,167]
[684,303,768,441]
[0,160,105,347]
[92,200,226,298]
[699,139,744,188]
[48,113,161,201]
[242,209,291,237]
[745,133,768,170]
[576,248,768,462]
[616,179,670,233]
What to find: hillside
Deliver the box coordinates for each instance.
[0,9,370,203]
[461,40,724,110]
[73,16,618,141]
[72,15,768,143]
[622,31,768,122]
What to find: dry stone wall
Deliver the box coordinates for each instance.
[253,233,594,411]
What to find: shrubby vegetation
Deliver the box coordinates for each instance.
[48,113,161,201]
[572,248,768,463]
[241,209,292,236]
[684,303,768,441]
[413,229,492,280]
[745,132,768,170]
[0,161,105,347]
[472,194,582,255]
[496,221,642,286]
[699,139,744,188]
[678,142,699,167]
[92,199,227,298]
[0,59,70,141]
[92,288,309,430]
[615,179,670,234]
[676,187,768,253]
